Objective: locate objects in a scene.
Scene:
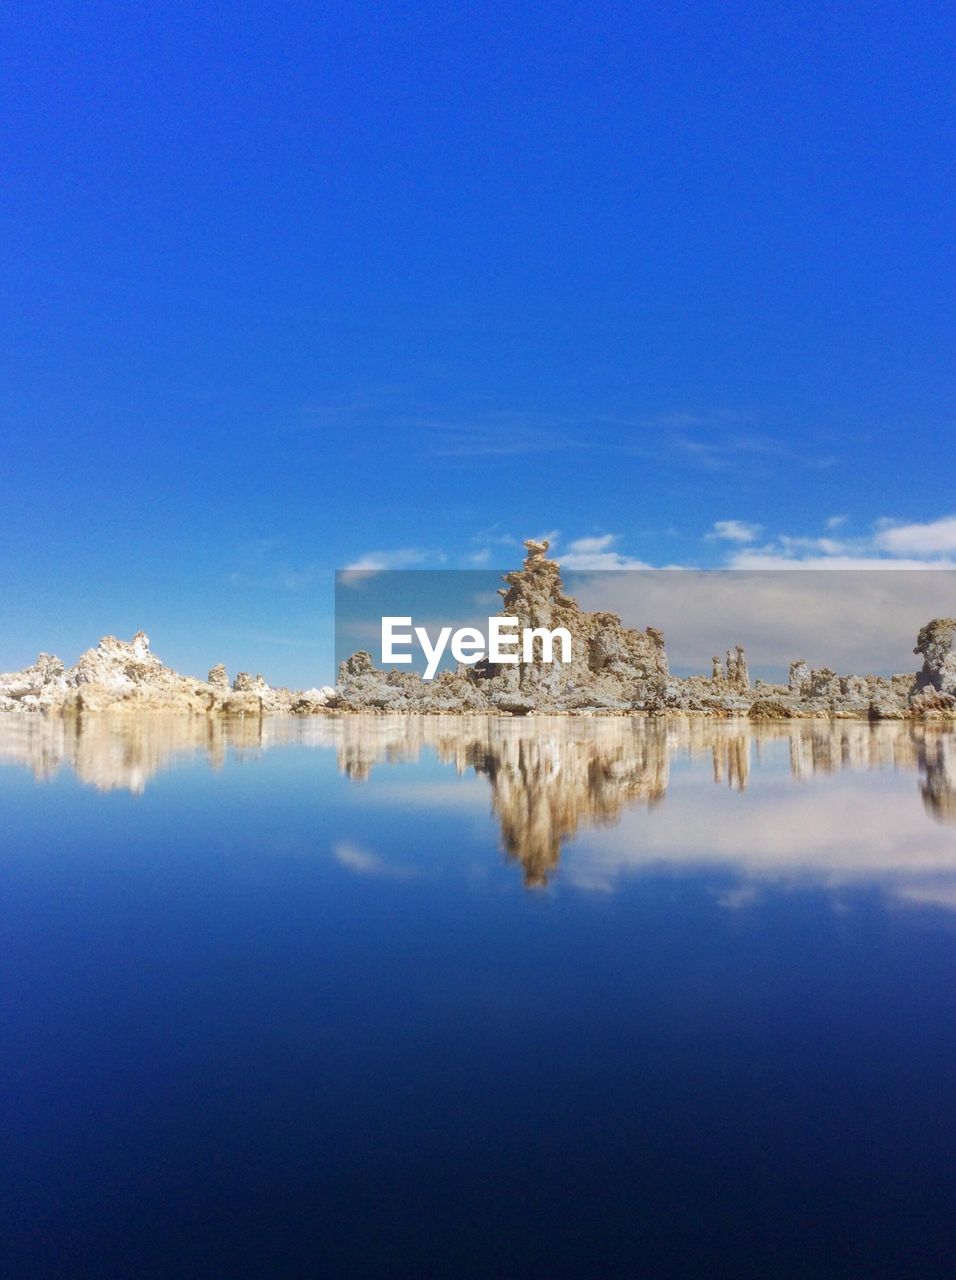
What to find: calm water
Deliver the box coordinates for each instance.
[3,713,956,1279]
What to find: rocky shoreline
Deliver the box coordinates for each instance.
[0,631,335,717]
[2,540,955,721]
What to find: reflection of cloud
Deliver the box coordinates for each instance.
[715,885,762,909]
[332,841,418,880]
[893,882,956,910]
[364,781,489,809]
[564,772,956,895]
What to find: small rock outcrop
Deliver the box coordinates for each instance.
[788,660,810,697]
[914,619,956,695]
[724,645,750,691]
[208,664,229,689]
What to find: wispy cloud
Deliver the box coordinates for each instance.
[423,416,587,458]
[671,434,838,474]
[229,539,321,592]
[340,547,444,586]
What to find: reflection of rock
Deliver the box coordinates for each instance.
[911,728,956,824]
[711,731,751,790]
[472,718,670,886]
[0,713,274,793]
[324,716,956,883]
[0,632,335,717]
[2,714,955,888]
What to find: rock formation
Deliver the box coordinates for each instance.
[334,539,671,715]
[723,645,750,691]
[0,631,334,717]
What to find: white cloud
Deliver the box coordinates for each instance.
[707,520,761,544]
[717,513,956,570]
[874,515,956,556]
[559,534,652,571]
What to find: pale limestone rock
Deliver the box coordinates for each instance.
[0,632,329,717]
[291,687,335,714]
[0,652,70,709]
[914,619,956,695]
[72,631,159,691]
[788,660,810,696]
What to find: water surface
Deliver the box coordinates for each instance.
[3,714,956,1278]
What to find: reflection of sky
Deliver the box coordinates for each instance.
[3,713,955,910]
[6,717,956,1277]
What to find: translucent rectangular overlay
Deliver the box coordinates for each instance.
[335,568,956,682]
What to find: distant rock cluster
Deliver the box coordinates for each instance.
[2,539,955,720]
[0,631,333,716]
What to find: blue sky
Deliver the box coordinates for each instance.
[3,2,954,684]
